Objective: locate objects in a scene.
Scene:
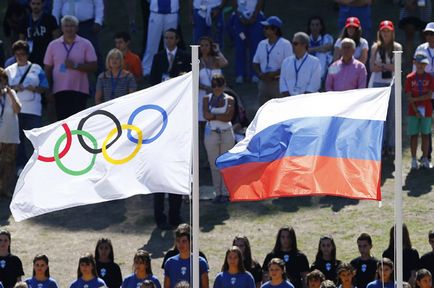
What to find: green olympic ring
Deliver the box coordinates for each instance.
[54,130,98,176]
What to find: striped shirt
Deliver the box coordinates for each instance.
[96,71,136,102]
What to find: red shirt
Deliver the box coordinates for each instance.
[405,71,434,117]
[123,50,142,79]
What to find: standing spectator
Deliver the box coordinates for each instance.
[214,246,255,288]
[418,230,434,277]
[95,49,137,105]
[189,0,226,48]
[114,31,143,82]
[3,1,27,57]
[164,224,209,288]
[366,258,394,288]
[52,0,104,72]
[252,16,293,105]
[262,227,309,288]
[333,17,369,65]
[69,253,106,288]
[404,53,433,169]
[0,230,25,288]
[280,32,321,96]
[399,0,432,65]
[310,235,342,284]
[122,250,161,288]
[18,0,60,67]
[326,38,367,91]
[231,0,265,84]
[307,16,333,81]
[141,0,179,77]
[203,74,235,203]
[150,28,190,230]
[6,40,49,175]
[382,224,420,284]
[0,73,21,200]
[44,15,97,120]
[350,233,378,288]
[368,20,402,157]
[261,258,294,288]
[94,238,122,288]
[25,254,59,288]
[335,0,372,44]
[232,236,263,288]
[414,22,434,162]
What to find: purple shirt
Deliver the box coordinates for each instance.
[325,57,367,91]
[43,35,97,94]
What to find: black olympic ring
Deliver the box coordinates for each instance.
[77,110,122,154]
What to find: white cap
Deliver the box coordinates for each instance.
[424,22,434,33]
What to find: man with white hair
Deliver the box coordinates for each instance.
[326,37,367,91]
[280,32,321,96]
[44,15,97,120]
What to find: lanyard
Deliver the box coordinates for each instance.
[309,35,322,56]
[62,41,76,59]
[293,54,308,87]
[208,94,223,111]
[415,73,425,97]
[427,48,434,72]
[28,13,42,39]
[110,69,122,98]
[0,94,5,119]
[266,38,280,68]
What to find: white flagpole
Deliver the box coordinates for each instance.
[191,45,200,288]
[393,50,403,288]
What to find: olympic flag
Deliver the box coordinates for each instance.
[10,73,193,221]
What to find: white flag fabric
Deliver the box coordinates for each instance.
[10,73,193,221]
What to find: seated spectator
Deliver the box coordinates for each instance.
[94,238,122,288]
[366,258,394,288]
[260,258,294,288]
[310,235,342,284]
[69,253,106,288]
[122,250,161,288]
[307,16,333,82]
[25,254,59,288]
[114,31,143,82]
[415,269,432,288]
[418,230,434,277]
[326,38,367,91]
[95,48,137,104]
[333,17,369,65]
[232,236,262,287]
[0,71,22,200]
[280,32,321,96]
[306,270,325,288]
[213,246,255,288]
[336,263,355,288]
[252,16,293,105]
[0,230,25,288]
[350,233,378,288]
[6,40,49,175]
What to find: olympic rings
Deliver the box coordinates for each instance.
[77,110,122,154]
[127,105,168,144]
[38,123,72,162]
[37,104,168,176]
[102,124,143,165]
[54,130,97,176]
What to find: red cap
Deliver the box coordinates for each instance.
[345,17,361,29]
[379,20,394,31]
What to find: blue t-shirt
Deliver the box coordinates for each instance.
[366,280,394,288]
[69,277,106,288]
[261,280,295,288]
[25,277,59,288]
[213,271,255,288]
[164,255,209,288]
[121,273,161,288]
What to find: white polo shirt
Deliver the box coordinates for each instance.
[253,37,293,73]
[280,52,321,96]
[334,37,369,61]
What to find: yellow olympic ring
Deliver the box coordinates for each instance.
[102,124,143,165]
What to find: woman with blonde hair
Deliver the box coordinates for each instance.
[95,48,137,104]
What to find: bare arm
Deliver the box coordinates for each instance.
[6,87,22,114]
[164,276,170,288]
[95,90,103,105]
[369,45,382,72]
[201,272,209,288]
[333,46,341,62]
[358,48,369,65]
[65,61,98,73]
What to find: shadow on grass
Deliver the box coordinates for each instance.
[199,201,230,232]
[318,196,359,212]
[139,227,175,259]
[0,199,11,226]
[404,168,434,197]
[381,156,395,186]
[271,196,313,212]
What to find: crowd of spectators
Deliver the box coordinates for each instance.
[1,224,434,288]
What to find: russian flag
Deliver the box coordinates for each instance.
[216,87,391,201]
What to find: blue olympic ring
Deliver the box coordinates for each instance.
[127,104,168,144]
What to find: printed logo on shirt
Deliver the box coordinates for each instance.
[0,260,5,268]
[284,254,290,262]
[84,285,89,288]
[100,268,107,277]
[361,264,367,272]
[37,284,43,288]
[136,283,142,288]
[181,266,187,275]
[231,277,236,285]
[325,262,331,271]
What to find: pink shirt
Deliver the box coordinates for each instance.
[325,57,367,91]
[44,35,97,94]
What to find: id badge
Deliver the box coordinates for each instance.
[59,63,67,73]
[27,40,34,54]
[417,105,426,117]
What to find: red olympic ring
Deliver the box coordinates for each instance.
[37,123,73,162]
